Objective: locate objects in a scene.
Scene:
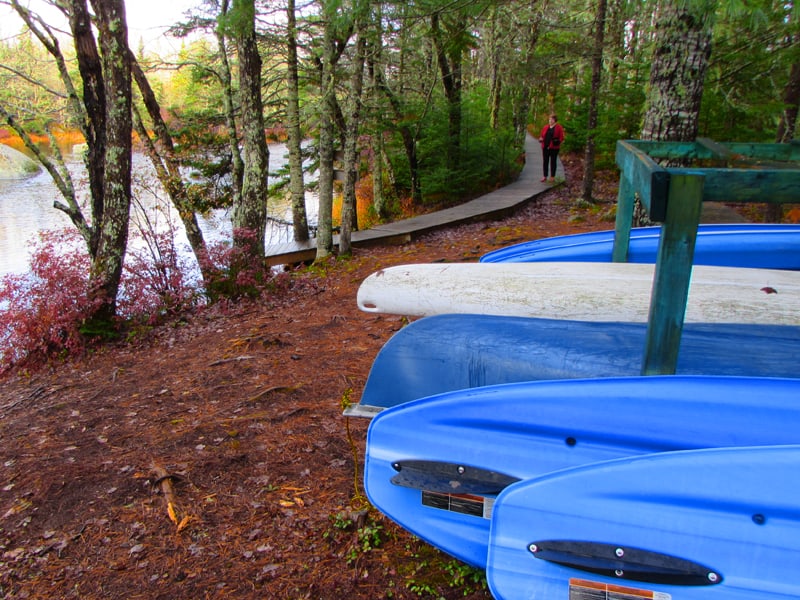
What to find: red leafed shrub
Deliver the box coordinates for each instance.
[0,222,282,372]
[117,229,199,324]
[0,229,97,372]
[0,226,202,373]
[197,228,271,302]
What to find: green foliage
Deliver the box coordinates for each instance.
[443,559,487,595]
[400,542,487,598]
[391,85,521,204]
[0,32,71,132]
[698,0,798,141]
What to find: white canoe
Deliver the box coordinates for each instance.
[356,262,800,324]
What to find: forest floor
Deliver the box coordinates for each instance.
[0,155,740,599]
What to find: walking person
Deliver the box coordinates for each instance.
[539,114,565,182]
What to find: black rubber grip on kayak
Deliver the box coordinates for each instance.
[528,539,723,586]
[390,460,520,495]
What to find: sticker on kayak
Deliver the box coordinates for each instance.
[421,491,495,519]
[569,578,671,600]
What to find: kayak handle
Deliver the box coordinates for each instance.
[528,539,723,586]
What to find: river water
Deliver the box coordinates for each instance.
[0,143,317,279]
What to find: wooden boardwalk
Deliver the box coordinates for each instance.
[264,136,746,267]
[265,135,552,266]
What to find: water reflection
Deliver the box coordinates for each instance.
[0,143,317,278]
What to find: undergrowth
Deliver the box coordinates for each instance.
[0,224,283,374]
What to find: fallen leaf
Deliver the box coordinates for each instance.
[167,502,178,525]
[177,516,192,533]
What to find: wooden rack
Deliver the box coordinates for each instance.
[613,138,800,375]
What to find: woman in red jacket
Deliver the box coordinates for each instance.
[539,114,565,182]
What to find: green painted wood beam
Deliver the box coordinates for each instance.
[724,141,800,162]
[612,176,634,262]
[615,141,670,221]
[614,137,800,375]
[695,138,732,160]
[642,173,705,375]
[624,140,703,159]
[669,168,800,203]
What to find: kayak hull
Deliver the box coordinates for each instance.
[488,445,800,599]
[356,262,800,324]
[480,223,800,268]
[353,314,800,413]
[365,376,800,568]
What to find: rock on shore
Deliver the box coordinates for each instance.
[0,143,41,179]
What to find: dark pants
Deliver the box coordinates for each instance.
[543,148,559,177]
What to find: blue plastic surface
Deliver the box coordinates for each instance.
[488,445,800,599]
[480,223,800,268]
[358,314,800,411]
[365,376,800,568]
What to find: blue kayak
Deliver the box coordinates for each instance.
[488,444,800,599]
[365,376,800,568]
[480,223,800,268]
[351,314,800,414]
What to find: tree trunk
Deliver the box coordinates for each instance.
[581,0,608,204]
[129,54,211,282]
[316,68,336,257]
[635,0,715,226]
[371,131,387,220]
[777,58,800,143]
[768,55,800,222]
[286,0,309,242]
[86,0,133,324]
[216,0,244,208]
[339,32,367,256]
[232,0,269,258]
[366,12,389,221]
[315,1,343,260]
[513,0,547,148]
[68,0,107,257]
[371,59,423,206]
[431,12,463,175]
[640,0,715,142]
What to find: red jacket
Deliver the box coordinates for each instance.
[539,123,565,150]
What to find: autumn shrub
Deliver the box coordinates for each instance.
[0,229,97,372]
[331,174,381,230]
[117,229,199,324]
[0,224,200,372]
[0,218,285,372]
[197,228,272,302]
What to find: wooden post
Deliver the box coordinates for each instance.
[641,173,705,375]
[612,175,634,262]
